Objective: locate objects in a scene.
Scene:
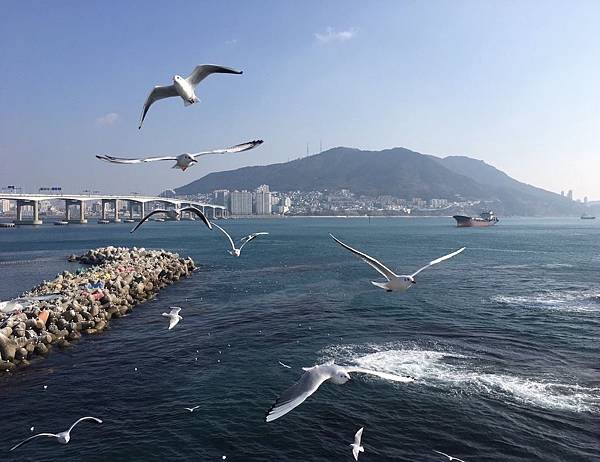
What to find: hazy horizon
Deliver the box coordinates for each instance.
[1,1,599,199]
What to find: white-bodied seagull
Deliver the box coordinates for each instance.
[162,307,182,330]
[97,140,263,172]
[9,417,102,451]
[265,362,413,422]
[138,64,243,128]
[212,223,268,257]
[350,427,365,461]
[330,234,465,292]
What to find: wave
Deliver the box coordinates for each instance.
[321,344,600,413]
[491,289,600,313]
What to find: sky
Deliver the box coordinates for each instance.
[1,1,599,198]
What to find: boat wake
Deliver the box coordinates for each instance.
[321,344,600,413]
[492,289,600,313]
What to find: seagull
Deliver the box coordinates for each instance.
[212,223,268,257]
[350,427,365,461]
[131,206,212,233]
[433,450,466,462]
[278,361,292,369]
[330,234,465,292]
[265,362,414,422]
[162,307,182,330]
[184,405,200,412]
[138,64,243,129]
[9,417,102,451]
[97,139,263,172]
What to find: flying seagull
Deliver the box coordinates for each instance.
[184,405,200,412]
[9,417,102,451]
[131,207,212,233]
[433,450,466,462]
[265,362,413,422]
[350,427,365,461]
[97,140,263,172]
[138,64,243,128]
[330,234,465,292]
[212,223,268,257]
[162,307,182,330]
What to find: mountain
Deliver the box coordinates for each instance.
[175,147,578,216]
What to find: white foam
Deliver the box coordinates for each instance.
[323,345,600,413]
[492,289,600,313]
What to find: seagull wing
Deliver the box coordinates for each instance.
[345,366,415,383]
[179,206,212,230]
[238,232,268,250]
[9,433,57,451]
[130,210,170,233]
[410,247,465,278]
[139,85,178,129]
[330,234,397,281]
[96,154,177,164]
[433,450,453,460]
[354,427,364,446]
[168,316,180,330]
[68,416,103,433]
[212,223,236,251]
[169,307,182,316]
[265,366,332,422]
[185,64,243,86]
[190,140,263,158]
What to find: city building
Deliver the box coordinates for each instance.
[430,198,448,208]
[255,184,271,215]
[213,189,230,208]
[567,190,573,200]
[229,190,252,215]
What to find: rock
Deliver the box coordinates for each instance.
[15,348,28,360]
[35,343,49,355]
[0,333,17,361]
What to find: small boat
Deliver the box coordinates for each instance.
[54,221,69,226]
[97,219,110,224]
[453,210,499,227]
[0,223,15,228]
[581,213,596,220]
[152,218,165,222]
[123,219,136,223]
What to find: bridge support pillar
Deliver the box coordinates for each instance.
[66,199,87,223]
[113,199,120,222]
[14,200,42,225]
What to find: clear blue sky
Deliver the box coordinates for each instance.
[1,1,599,198]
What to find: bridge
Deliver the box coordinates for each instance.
[0,193,227,225]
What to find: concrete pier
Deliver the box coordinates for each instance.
[14,200,42,225]
[65,199,87,224]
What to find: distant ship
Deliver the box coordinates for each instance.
[453,211,499,227]
[580,213,596,220]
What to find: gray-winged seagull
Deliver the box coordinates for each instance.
[97,140,263,172]
[265,362,413,422]
[10,417,102,451]
[138,64,243,128]
[330,234,465,292]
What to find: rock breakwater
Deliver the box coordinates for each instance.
[0,246,195,371]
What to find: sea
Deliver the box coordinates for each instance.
[0,217,598,461]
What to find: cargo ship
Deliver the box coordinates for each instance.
[453,211,499,227]
[580,213,596,220]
